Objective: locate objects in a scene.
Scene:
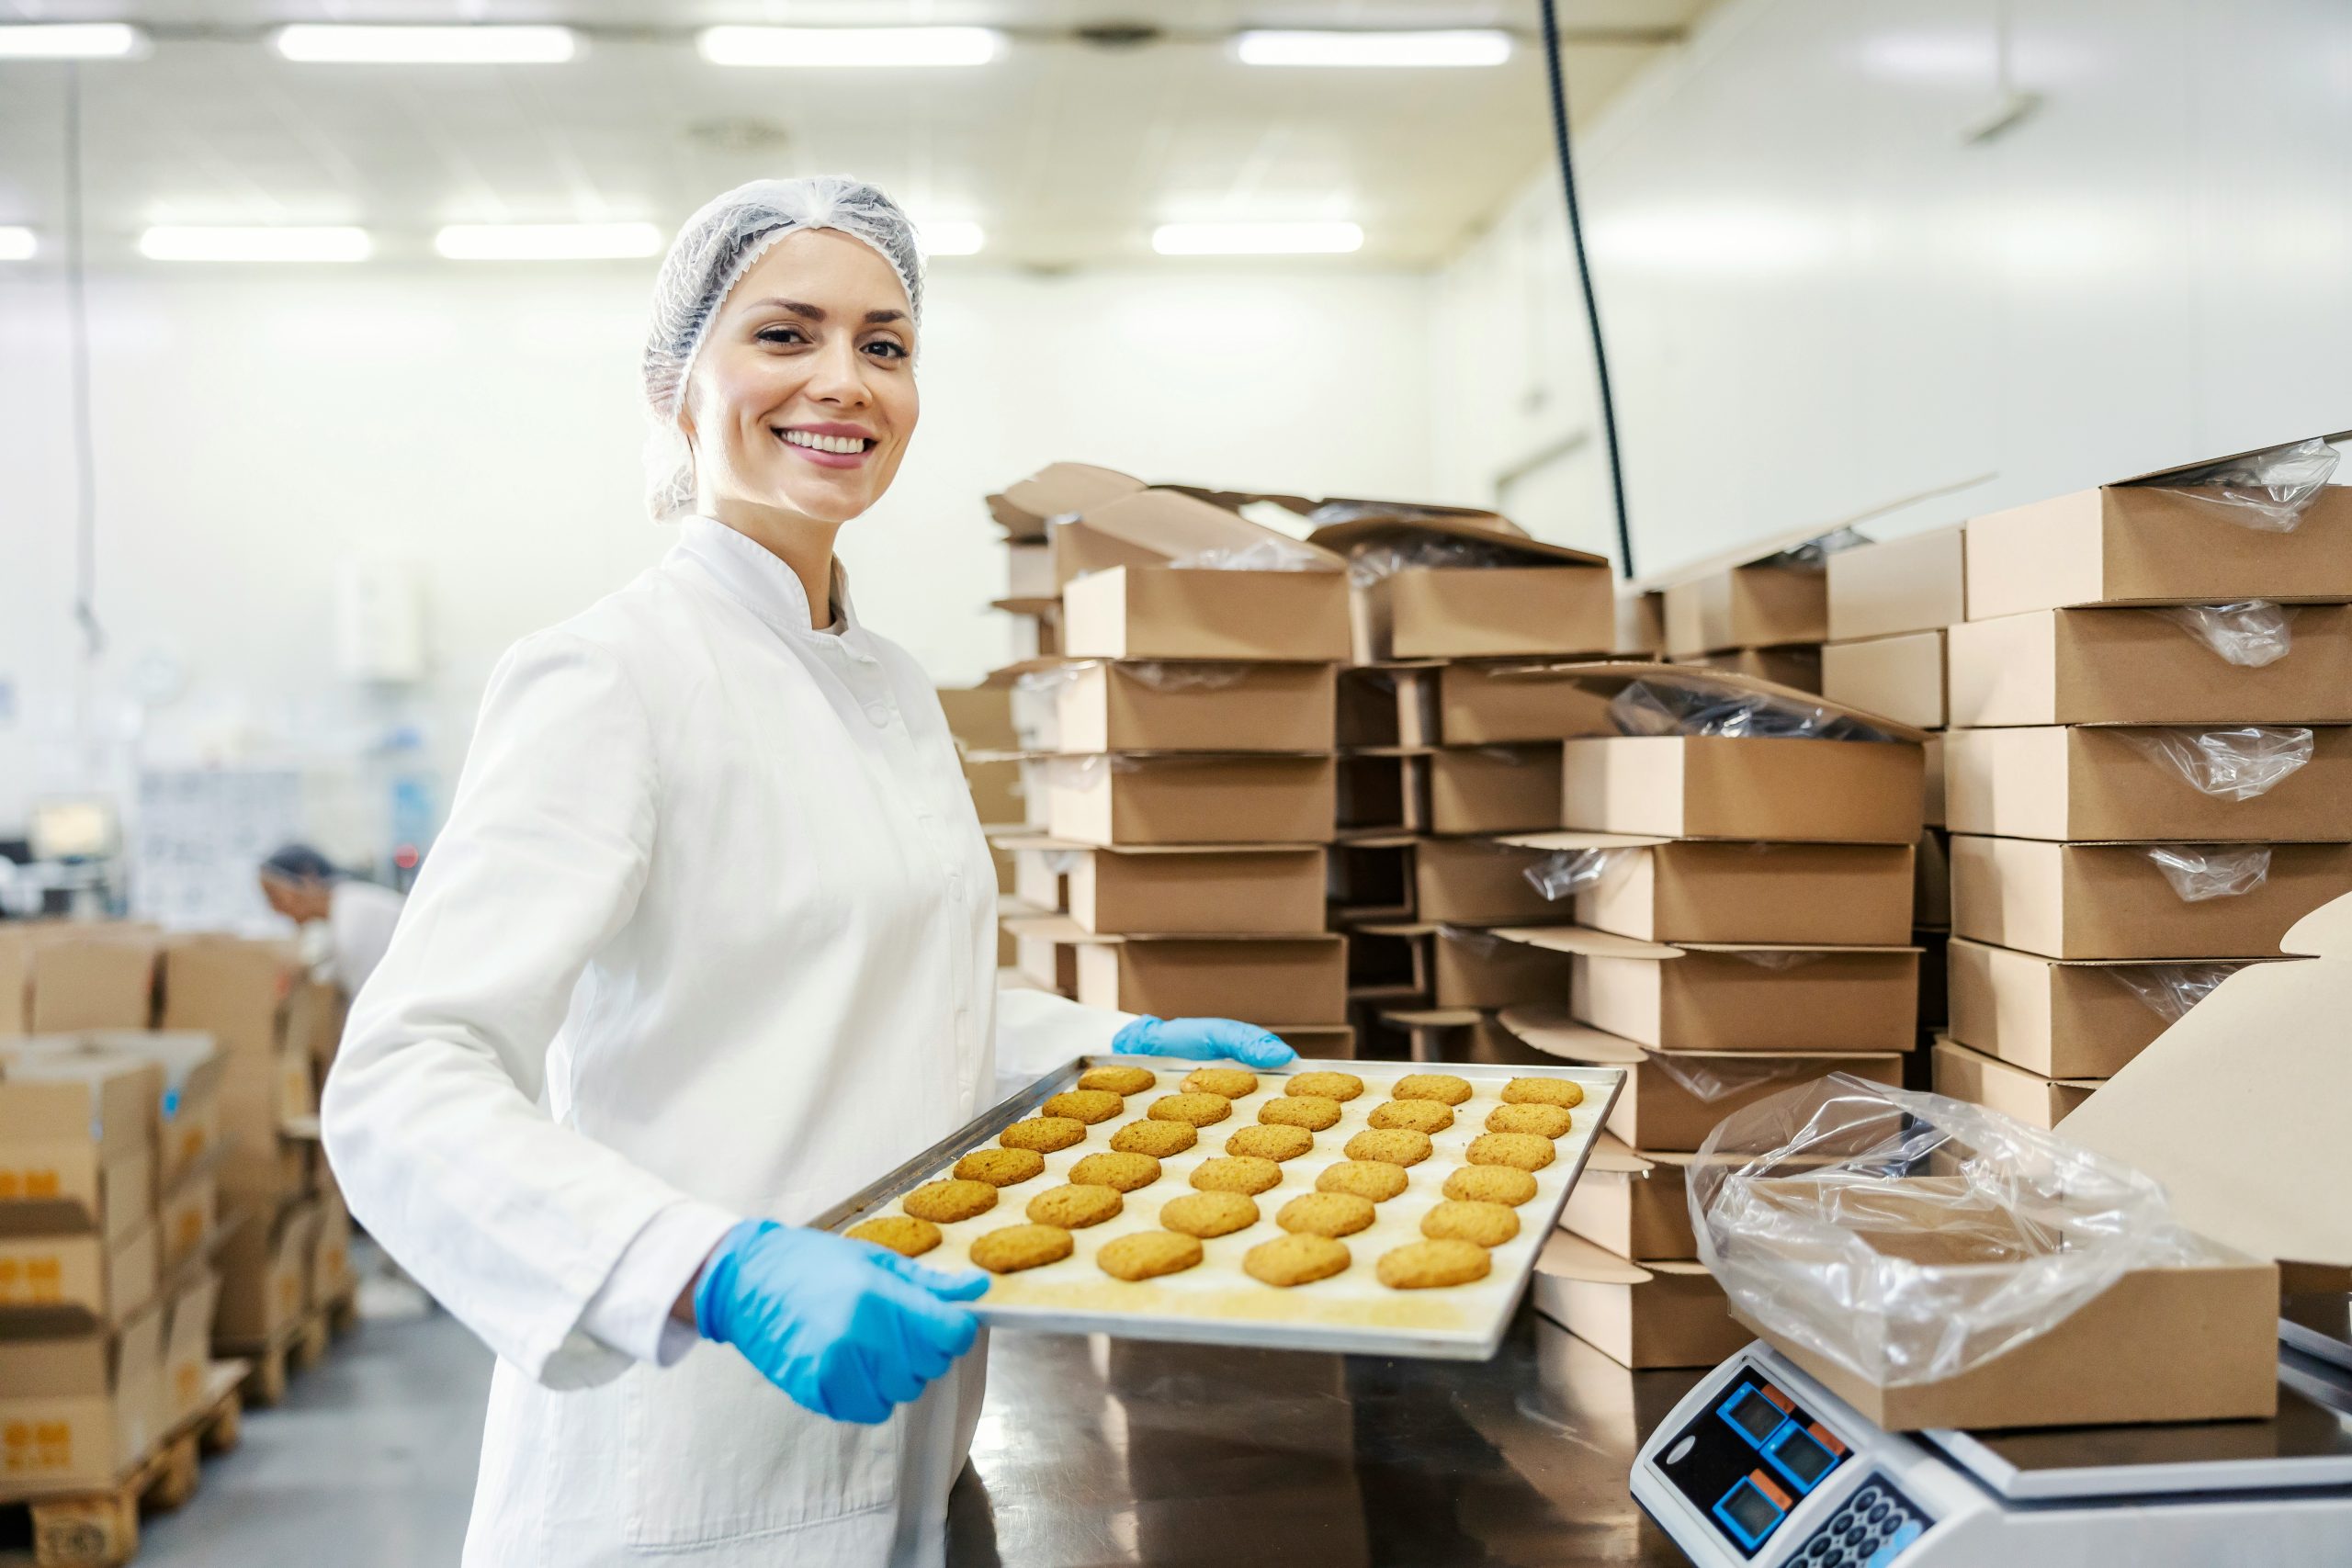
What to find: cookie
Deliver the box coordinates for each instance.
[902,1179,998,1224]
[1419,1200,1521,1247]
[1025,1183,1124,1229]
[1317,1161,1410,1202]
[1466,1132,1555,1172]
[1244,1234,1351,1288]
[1226,1123,1314,1162]
[1501,1076,1585,1109]
[1069,1151,1162,1192]
[1043,1089,1125,1125]
[969,1224,1074,1274]
[1344,1128,1433,1168]
[1391,1073,1474,1107]
[1111,1119,1197,1157]
[1182,1067,1260,1100]
[1443,1166,1539,1207]
[1190,1156,1283,1196]
[1001,1116,1088,1153]
[846,1215,941,1258]
[1485,1102,1574,1139]
[1095,1231,1204,1282]
[1287,1071,1364,1102]
[1369,1099,1454,1134]
[1259,1095,1341,1132]
[1148,1092,1233,1127]
[955,1147,1046,1188]
[1376,1238,1491,1291]
[1276,1192,1376,1238]
[1159,1190,1259,1239]
[1079,1065,1158,1096]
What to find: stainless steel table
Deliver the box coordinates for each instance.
[951,1303,1702,1566]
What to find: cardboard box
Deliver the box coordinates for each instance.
[1043,842,1327,936]
[1411,663,1617,746]
[1060,565,1351,663]
[66,1032,223,1193]
[1675,646,1822,694]
[1558,1134,1695,1260]
[1045,754,1335,846]
[1660,533,1833,656]
[1504,832,1915,946]
[1326,837,1414,921]
[1532,1232,1747,1369]
[156,1167,216,1274]
[1386,1007,1556,1066]
[1273,1025,1356,1060]
[1821,630,1945,729]
[1009,847,1067,914]
[1335,666,1412,750]
[1923,733,1944,827]
[1305,512,1613,663]
[1947,604,2352,727]
[27,928,158,1033]
[1000,660,1337,753]
[310,1188,353,1310]
[1073,935,1346,1025]
[158,1269,220,1427]
[1949,835,2352,959]
[1943,937,2266,1077]
[1412,838,1562,926]
[1616,590,1666,656]
[1943,725,2352,841]
[0,1305,165,1491]
[1562,737,1923,845]
[0,1051,161,1244]
[1422,747,1561,835]
[1418,924,1576,1010]
[0,926,34,1037]
[1826,525,1964,641]
[988,461,1145,541]
[0,1222,157,1324]
[1930,1037,2098,1127]
[1002,912,1078,997]
[1004,541,1054,600]
[935,683,1017,754]
[1915,829,1951,929]
[213,1199,322,1347]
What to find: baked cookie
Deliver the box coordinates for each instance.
[1148,1092,1233,1128]
[1095,1231,1204,1282]
[1286,1071,1364,1102]
[1158,1190,1259,1239]
[969,1224,1074,1274]
[1377,1238,1491,1291]
[1276,1192,1376,1238]
[846,1215,941,1258]
[1111,1120,1197,1157]
[1079,1065,1158,1096]
[1190,1156,1283,1196]
[902,1179,998,1224]
[1244,1234,1351,1288]
[955,1147,1046,1188]
[1226,1123,1314,1163]
[1485,1102,1574,1139]
[1419,1200,1521,1247]
[1025,1183,1124,1229]
[1500,1077,1584,1109]
[1182,1067,1260,1100]
[1000,1116,1087,1153]
[1317,1161,1410,1202]
[1391,1073,1474,1107]
[1369,1099,1454,1135]
[1443,1166,1538,1207]
[1044,1089,1125,1125]
[1069,1151,1161,1192]
[1466,1132,1555,1172]
[1344,1128,1433,1168]
[1259,1095,1341,1132]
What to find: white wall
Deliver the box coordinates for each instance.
[1431,0,2352,580]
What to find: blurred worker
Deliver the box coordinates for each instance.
[257,843,406,998]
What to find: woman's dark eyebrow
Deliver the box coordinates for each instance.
[749,298,824,321]
[865,309,907,325]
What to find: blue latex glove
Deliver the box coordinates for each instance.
[1111,1015,1296,1069]
[695,1220,987,1425]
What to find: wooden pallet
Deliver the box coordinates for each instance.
[4,1361,245,1568]
[219,1286,356,1410]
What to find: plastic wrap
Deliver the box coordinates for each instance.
[1647,1051,1812,1103]
[1688,1076,2207,1385]
[1436,923,1505,958]
[2145,601,2297,667]
[2141,435,2340,532]
[1012,661,1251,750]
[2140,844,2271,901]
[1344,536,1529,587]
[2119,725,2313,799]
[1607,681,1892,742]
[1750,525,1872,571]
[1722,949,1827,970]
[1306,501,1467,527]
[1522,847,1640,901]
[2105,962,2241,1021]
[1170,536,1326,572]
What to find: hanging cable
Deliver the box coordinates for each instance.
[1537,0,1634,579]
[64,63,104,660]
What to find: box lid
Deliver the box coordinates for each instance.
[1535,1230,1711,1283]
[1499,829,1675,851]
[1063,489,1344,573]
[1487,660,1929,744]
[2109,430,2352,488]
[1304,511,1608,569]
[1489,927,1922,960]
[989,463,1146,534]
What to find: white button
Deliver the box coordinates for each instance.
[865,704,890,728]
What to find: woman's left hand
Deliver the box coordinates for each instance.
[1111,1015,1295,1068]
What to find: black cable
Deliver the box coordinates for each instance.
[63,62,103,658]
[1537,0,1634,580]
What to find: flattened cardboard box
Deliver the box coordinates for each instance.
[997,660,1337,753]
[1943,936,2272,1078]
[1826,525,1964,641]
[1929,1037,2097,1129]
[1532,1231,1747,1370]
[1074,934,1348,1025]
[1045,754,1336,846]
[1946,604,2352,727]
[0,1301,166,1492]
[1504,831,1914,946]
[1820,630,1944,730]
[1949,835,2352,959]
[1942,725,2352,841]
[1558,1134,1695,1261]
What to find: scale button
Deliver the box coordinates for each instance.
[1865,1501,1888,1524]
[1664,1436,1694,1465]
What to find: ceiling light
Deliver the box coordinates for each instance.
[698,27,1003,68]
[914,220,986,257]
[0,23,145,59]
[435,222,664,261]
[0,228,35,261]
[139,226,372,263]
[273,25,579,64]
[1235,30,1511,68]
[1152,221,1364,256]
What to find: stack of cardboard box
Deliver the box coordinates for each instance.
[0,924,164,1038]
[1934,445,2352,1125]
[1654,526,1851,694]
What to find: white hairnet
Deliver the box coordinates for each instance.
[641,175,924,519]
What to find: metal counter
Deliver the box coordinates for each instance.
[950,1303,1702,1566]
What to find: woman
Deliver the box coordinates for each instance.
[321,176,1295,1568]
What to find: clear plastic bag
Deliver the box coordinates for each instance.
[2145,601,2297,667]
[1170,536,1327,572]
[2140,435,2340,532]
[2105,961,2242,1021]
[1523,846,1640,901]
[2140,844,2271,901]
[1648,1051,1813,1104]
[2119,725,2313,799]
[1721,949,1827,970]
[1012,661,1254,749]
[1343,535,1529,587]
[1436,922,1505,958]
[1306,500,1471,527]
[1608,681,1892,742]
[1751,525,1872,571]
[1689,1075,2208,1385]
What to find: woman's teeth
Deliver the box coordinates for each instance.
[782,430,867,454]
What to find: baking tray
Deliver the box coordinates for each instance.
[810,1054,1625,1360]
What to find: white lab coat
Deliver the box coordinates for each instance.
[322,517,1129,1566]
[325,878,404,998]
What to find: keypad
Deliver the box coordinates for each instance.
[1787,1475,1928,1567]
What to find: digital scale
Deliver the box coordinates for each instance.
[1632,1337,2352,1567]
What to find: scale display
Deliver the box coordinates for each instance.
[1655,1370,1851,1556]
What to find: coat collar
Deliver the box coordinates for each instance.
[670,514,859,640]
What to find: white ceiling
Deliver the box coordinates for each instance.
[0,2,1712,268]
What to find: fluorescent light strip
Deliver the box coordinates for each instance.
[0,23,145,59]
[1153,221,1364,256]
[698,27,1002,68]
[0,227,35,261]
[140,227,372,264]
[435,222,663,261]
[1235,29,1512,68]
[274,25,579,64]
[914,220,986,257]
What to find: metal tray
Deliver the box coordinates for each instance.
[810,1054,1625,1360]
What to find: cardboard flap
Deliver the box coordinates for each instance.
[1496,1005,1649,1065]
[2112,430,2352,487]
[1636,518,1869,590]
[1676,942,1926,955]
[1306,512,1607,569]
[1489,926,1682,961]
[993,463,1146,530]
[1069,490,1344,572]
[1645,1259,1714,1278]
[989,596,1059,616]
[1582,1134,1656,1175]
[1498,829,1673,851]
[1535,1229,1655,1284]
[1488,660,1930,744]
[1382,1007,1484,1027]
[979,658,1089,688]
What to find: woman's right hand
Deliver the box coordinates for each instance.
[692,1221,988,1424]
